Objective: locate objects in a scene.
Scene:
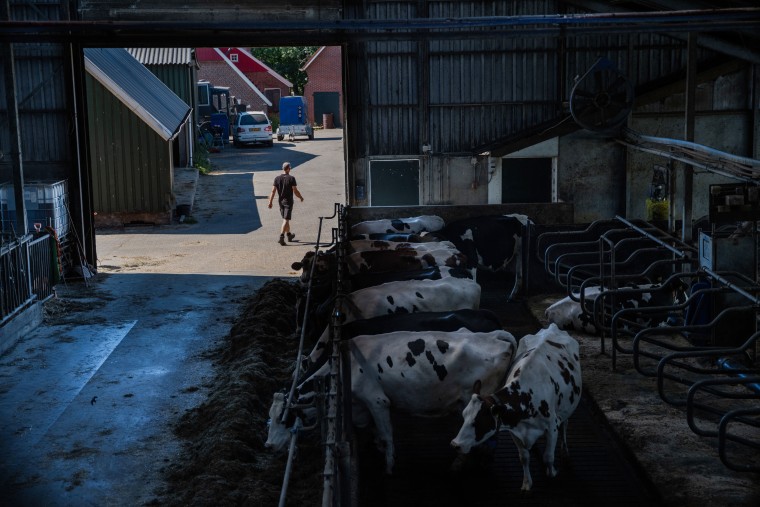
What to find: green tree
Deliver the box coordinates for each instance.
[250,46,318,96]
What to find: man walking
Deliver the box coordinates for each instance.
[268,161,304,246]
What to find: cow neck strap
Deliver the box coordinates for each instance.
[488,392,503,406]
[487,392,505,430]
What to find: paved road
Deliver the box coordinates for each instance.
[0,129,345,506]
[97,129,345,275]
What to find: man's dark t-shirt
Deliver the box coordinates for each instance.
[273,174,297,204]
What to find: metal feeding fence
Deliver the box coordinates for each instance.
[274,203,353,507]
[537,216,760,474]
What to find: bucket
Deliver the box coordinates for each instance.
[322,113,334,129]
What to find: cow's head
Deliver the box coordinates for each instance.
[450,380,500,454]
[265,392,291,452]
[291,250,336,285]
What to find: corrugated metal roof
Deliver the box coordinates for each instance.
[126,47,195,66]
[83,48,191,141]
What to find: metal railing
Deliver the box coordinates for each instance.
[275,203,347,507]
[1,233,56,325]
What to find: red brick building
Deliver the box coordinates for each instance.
[195,47,292,115]
[301,46,343,128]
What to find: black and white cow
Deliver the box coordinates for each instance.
[292,247,471,288]
[433,214,532,301]
[347,247,469,274]
[350,232,439,243]
[341,276,482,324]
[350,265,474,291]
[267,328,518,474]
[301,308,503,376]
[450,323,581,492]
[544,280,687,334]
[543,286,603,334]
[291,250,477,341]
[351,215,445,236]
[348,239,456,253]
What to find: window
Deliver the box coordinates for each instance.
[197,83,210,106]
[369,159,420,206]
[230,53,239,62]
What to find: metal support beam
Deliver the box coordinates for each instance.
[417,0,429,160]
[753,64,760,160]
[2,0,27,237]
[681,32,697,243]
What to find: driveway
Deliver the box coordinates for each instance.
[0,129,345,505]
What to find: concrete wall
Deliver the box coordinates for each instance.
[558,132,627,223]
[626,113,751,222]
[347,203,574,227]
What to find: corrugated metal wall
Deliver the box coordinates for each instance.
[140,62,196,169]
[86,74,172,214]
[0,42,72,181]
[344,0,719,159]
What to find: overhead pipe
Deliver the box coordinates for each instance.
[564,0,760,64]
[1,8,759,44]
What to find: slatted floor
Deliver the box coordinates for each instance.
[357,277,663,507]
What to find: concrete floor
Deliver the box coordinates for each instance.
[0,130,345,505]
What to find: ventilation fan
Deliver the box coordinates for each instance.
[569,57,634,133]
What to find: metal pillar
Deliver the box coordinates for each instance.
[681,32,697,243]
[2,0,27,237]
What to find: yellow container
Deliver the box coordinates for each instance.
[646,198,669,221]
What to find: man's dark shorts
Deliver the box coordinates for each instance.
[279,201,293,220]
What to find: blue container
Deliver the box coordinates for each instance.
[210,113,230,142]
[279,96,308,126]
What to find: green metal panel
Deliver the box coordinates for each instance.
[144,64,195,106]
[86,74,172,214]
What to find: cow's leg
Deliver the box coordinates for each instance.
[365,398,395,474]
[507,236,523,301]
[510,432,533,492]
[558,419,570,457]
[543,420,560,478]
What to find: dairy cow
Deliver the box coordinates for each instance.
[544,286,603,334]
[301,308,503,376]
[347,248,469,274]
[351,215,445,236]
[433,214,532,300]
[342,277,481,323]
[451,323,582,491]
[267,328,518,474]
[349,239,456,253]
[291,250,476,340]
[545,280,687,334]
[351,232,439,243]
[350,265,474,291]
[292,247,471,287]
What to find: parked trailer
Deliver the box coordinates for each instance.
[276,96,314,141]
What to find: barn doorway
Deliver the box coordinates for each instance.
[313,91,341,128]
[501,157,554,203]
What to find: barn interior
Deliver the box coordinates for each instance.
[2,1,760,506]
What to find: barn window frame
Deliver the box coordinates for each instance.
[368,158,421,206]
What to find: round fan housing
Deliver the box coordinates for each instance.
[570,57,634,133]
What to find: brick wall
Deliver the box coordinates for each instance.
[198,61,270,114]
[303,46,343,126]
